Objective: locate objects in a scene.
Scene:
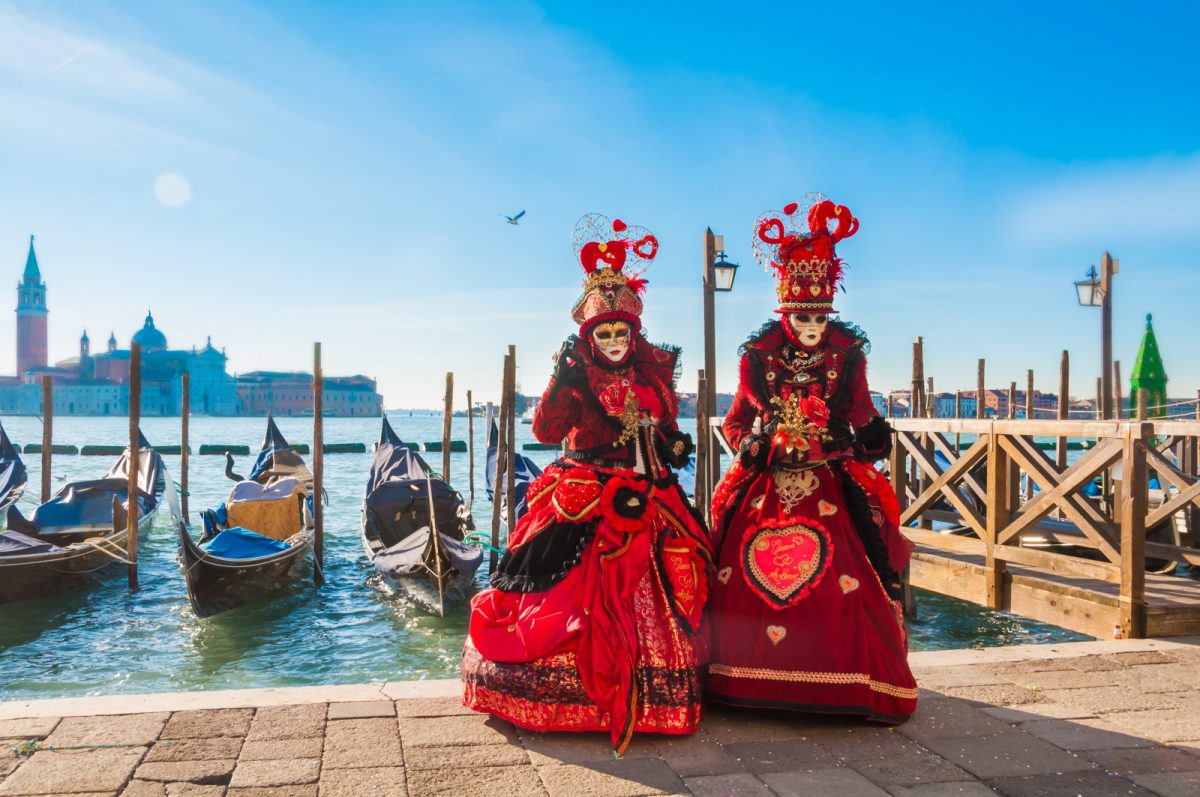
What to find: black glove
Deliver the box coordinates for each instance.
[737,431,770,469]
[826,418,853,451]
[658,431,694,469]
[549,338,586,397]
[854,416,893,462]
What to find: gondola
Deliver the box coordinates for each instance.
[0,421,28,519]
[485,414,542,523]
[0,432,164,604]
[361,416,480,615]
[176,417,316,618]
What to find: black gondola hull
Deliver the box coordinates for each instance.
[178,523,312,618]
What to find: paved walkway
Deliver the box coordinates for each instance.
[2,638,1199,796]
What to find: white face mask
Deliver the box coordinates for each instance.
[592,321,632,363]
[787,313,829,348]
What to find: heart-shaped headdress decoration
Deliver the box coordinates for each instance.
[570,214,659,331]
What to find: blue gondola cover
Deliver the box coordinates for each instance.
[201,527,291,559]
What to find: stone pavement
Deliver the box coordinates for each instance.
[2,638,1199,796]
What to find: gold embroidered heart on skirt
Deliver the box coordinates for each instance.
[741,519,833,609]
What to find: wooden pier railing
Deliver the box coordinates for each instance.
[706,416,1200,639]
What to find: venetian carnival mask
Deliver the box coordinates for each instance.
[591,321,632,363]
[788,313,828,348]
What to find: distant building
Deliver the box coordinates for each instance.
[235,372,382,417]
[15,236,47,377]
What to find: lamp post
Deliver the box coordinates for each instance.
[1074,252,1117,419]
[699,229,740,508]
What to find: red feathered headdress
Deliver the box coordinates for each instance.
[752,193,858,314]
[570,214,657,331]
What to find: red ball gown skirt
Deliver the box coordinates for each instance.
[462,462,712,753]
[707,456,917,721]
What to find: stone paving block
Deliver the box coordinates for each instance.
[1,741,24,779]
[244,704,326,741]
[404,743,528,770]
[1110,651,1180,667]
[699,708,832,745]
[327,701,395,720]
[519,731,658,766]
[653,732,745,778]
[758,766,890,797]
[0,747,146,795]
[393,697,475,718]
[1103,708,1200,743]
[822,726,928,762]
[1125,663,1199,692]
[897,698,1015,744]
[399,714,518,748]
[1128,769,1200,797]
[1036,684,1188,714]
[684,772,774,796]
[841,743,970,789]
[226,787,317,797]
[918,732,1092,780]
[238,737,322,761]
[885,783,998,797]
[1084,745,1200,775]
[987,769,1153,796]
[908,666,1009,690]
[134,758,236,784]
[46,713,169,747]
[228,758,320,788]
[144,737,242,763]
[0,719,59,740]
[1001,668,1120,691]
[1019,717,1154,752]
[407,764,544,796]
[317,766,406,796]
[940,683,1043,707]
[982,657,1078,676]
[1066,654,1129,672]
[120,782,225,797]
[1174,739,1200,758]
[722,737,839,775]
[537,759,686,796]
[161,709,253,740]
[980,703,1096,723]
[322,718,401,769]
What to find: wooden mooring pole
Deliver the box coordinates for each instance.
[1026,370,1034,420]
[1007,382,1016,420]
[40,374,52,503]
[1057,351,1069,470]
[505,347,517,541]
[441,372,453,479]
[697,370,709,508]
[127,342,141,590]
[1136,387,1148,420]
[313,343,324,585]
[1113,361,1124,420]
[489,352,512,573]
[181,371,190,521]
[976,359,986,419]
[466,389,475,504]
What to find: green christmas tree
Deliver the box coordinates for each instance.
[1130,314,1168,418]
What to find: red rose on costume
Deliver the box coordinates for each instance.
[802,396,829,427]
[599,476,653,533]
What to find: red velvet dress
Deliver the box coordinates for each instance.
[707,320,917,721]
[462,336,713,753]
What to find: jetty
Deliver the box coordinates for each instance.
[1,637,1198,796]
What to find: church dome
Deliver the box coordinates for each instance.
[132,311,168,352]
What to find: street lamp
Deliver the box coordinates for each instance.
[1074,254,1117,419]
[713,251,740,293]
[699,230,738,508]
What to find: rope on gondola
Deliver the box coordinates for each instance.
[172,480,190,497]
[463,531,505,556]
[76,536,133,565]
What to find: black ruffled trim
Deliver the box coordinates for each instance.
[490,520,595,593]
[854,416,893,461]
[830,318,871,354]
[649,340,683,389]
[738,319,782,357]
[838,465,902,600]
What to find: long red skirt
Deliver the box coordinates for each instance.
[462,464,711,752]
[707,457,917,721]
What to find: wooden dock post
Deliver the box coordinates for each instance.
[1007,382,1016,420]
[313,342,324,585]
[976,359,986,419]
[505,347,517,541]
[1136,387,1148,420]
[181,371,190,520]
[441,372,454,479]
[697,370,710,509]
[911,339,924,419]
[127,343,141,590]
[984,419,1007,610]
[954,390,962,455]
[927,376,935,418]
[1114,361,1124,420]
[489,352,512,573]
[886,394,894,419]
[1119,421,1150,638]
[1057,351,1069,469]
[1097,378,1104,420]
[1026,370,1035,420]
[40,375,52,503]
[466,389,475,504]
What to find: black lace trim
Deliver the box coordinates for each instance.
[490,520,596,593]
[838,464,901,600]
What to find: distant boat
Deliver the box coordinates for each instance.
[175,417,316,618]
[361,416,480,616]
[1,432,164,605]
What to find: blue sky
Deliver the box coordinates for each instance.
[2,0,1198,407]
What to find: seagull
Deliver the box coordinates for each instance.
[503,210,525,225]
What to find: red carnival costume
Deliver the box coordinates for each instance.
[707,195,917,721]
[462,214,713,754]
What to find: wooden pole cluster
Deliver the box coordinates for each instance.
[313,343,324,585]
[181,371,190,521]
[40,374,52,503]
[911,338,925,418]
[441,372,454,479]
[1057,351,1069,470]
[467,389,475,504]
[489,348,517,572]
[127,342,142,589]
[976,359,986,419]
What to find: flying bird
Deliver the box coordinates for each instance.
[503,210,526,225]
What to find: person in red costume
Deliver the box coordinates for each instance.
[707,194,917,722]
[462,214,713,754]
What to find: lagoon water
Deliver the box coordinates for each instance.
[0,414,1087,700]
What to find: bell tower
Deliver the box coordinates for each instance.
[16,235,48,377]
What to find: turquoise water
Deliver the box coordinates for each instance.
[0,415,1085,701]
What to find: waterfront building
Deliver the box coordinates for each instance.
[1130,313,1168,418]
[15,236,48,377]
[235,371,382,417]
